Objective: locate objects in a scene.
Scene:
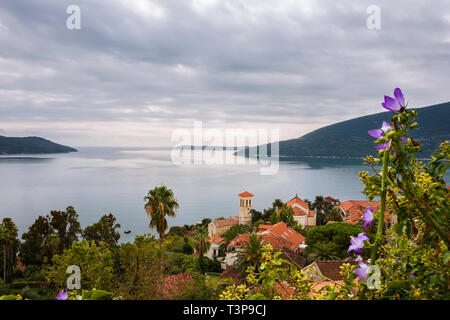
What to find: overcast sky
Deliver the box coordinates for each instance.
[0,0,449,147]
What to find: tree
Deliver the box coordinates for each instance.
[262,207,275,222]
[305,241,341,264]
[144,185,179,242]
[305,222,366,258]
[21,216,56,266]
[272,199,284,212]
[312,196,340,226]
[250,209,263,223]
[83,213,121,247]
[278,205,297,228]
[269,211,279,225]
[235,234,264,278]
[193,226,210,257]
[46,240,114,292]
[0,218,19,284]
[118,235,161,299]
[220,224,251,249]
[49,206,82,254]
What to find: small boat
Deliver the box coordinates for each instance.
[124,230,131,234]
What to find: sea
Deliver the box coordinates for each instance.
[1,147,447,243]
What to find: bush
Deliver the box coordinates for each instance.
[20,286,41,300]
[82,289,114,300]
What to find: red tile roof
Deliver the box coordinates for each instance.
[229,222,305,253]
[291,207,315,217]
[209,235,224,244]
[286,195,309,209]
[341,200,394,225]
[303,260,359,281]
[238,191,254,197]
[211,216,239,228]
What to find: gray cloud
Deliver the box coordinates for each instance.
[0,0,449,146]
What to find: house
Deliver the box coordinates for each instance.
[324,196,340,207]
[208,216,239,237]
[223,222,306,269]
[301,260,359,282]
[205,234,224,260]
[339,200,397,227]
[208,191,254,236]
[283,195,316,228]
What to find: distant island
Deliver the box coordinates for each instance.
[244,102,450,158]
[0,136,77,155]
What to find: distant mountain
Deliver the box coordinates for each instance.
[246,102,450,158]
[0,136,77,155]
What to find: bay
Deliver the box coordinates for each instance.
[1,147,446,243]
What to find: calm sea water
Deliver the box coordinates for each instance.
[1,147,447,243]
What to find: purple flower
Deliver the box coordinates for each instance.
[362,207,374,229]
[55,288,68,300]
[368,121,392,139]
[347,232,370,254]
[381,88,406,113]
[354,261,369,282]
[376,141,390,151]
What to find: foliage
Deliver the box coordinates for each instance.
[305,222,366,258]
[193,226,210,258]
[221,224,251,248]
[176,274,221,300]
[46,240,114,292]
[0,218,19,284]
[144,185,179,240]
[118,234,162,299]
[305,241,341,264]
[235,234,264,278]
[81,289,114,300]
[83,213,121,247]
[21,207,82,266]
[278,205,297,228]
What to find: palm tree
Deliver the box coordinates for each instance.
[305,241,340,264]
[235,234,264,278]
[144,185,179,243]
[144,185,179,297]
[272,199,283,212]
[193,226,210,257]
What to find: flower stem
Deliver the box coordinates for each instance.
[370,149,389,265]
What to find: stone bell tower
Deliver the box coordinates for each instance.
[238,191,254,226]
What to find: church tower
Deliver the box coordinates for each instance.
[238,191,254,226]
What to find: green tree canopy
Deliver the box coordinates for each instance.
[144,185,179,241]
[0,218,19,284]
[305,222,366,258]
[83,213,121,247]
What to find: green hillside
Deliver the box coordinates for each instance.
[0,136,77,155]
[248,102,449,158]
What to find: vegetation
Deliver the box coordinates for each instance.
[0,136,77,155]
[246,102,449,158]
[0,93,448,300]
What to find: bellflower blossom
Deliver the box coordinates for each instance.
[55,288,68,300]
[368,121,393,151]
[354,261,369,282]
[382,88,406,113]
[362,207,374,229]
[347,232,370,254]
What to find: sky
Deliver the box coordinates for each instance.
[0,0,449,147]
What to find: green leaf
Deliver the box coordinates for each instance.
[437,165,448,177]
[248,293,268,300]
[444,251,450,264]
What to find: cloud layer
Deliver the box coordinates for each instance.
[0,0,449,146]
